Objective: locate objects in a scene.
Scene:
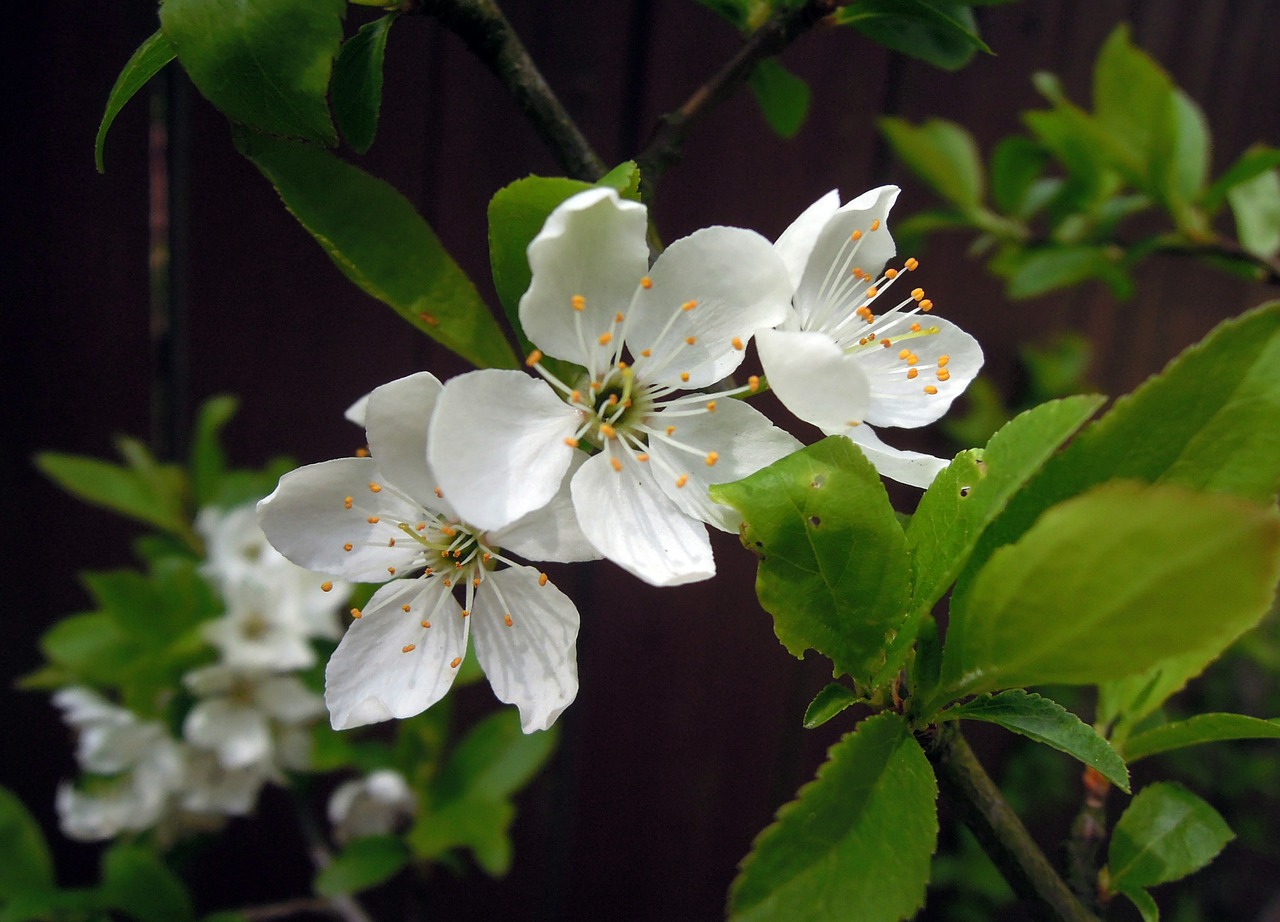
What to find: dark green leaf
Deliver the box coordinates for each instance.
[100,844,194,922]
[710,437,911,688]
[938,482,1280,704]
[96,30,176,173]
[1203,144,1280,210]
[749,58,811,139]
[941,690,1129,791]
[314,836,409,898]
[160,0,344,145]
[237,132,516,369]
[729,714,937,922]
[1123,888,1160,922]
[880,116,984,210]
[803,683,858,729]
[1108,783,1233,894]
[332,14,395,154]
[1122,714,1280,762]
[838,1,988,71]
[1227,166,1280,260]
[989,136,1049,215]
[0,787,54,899]
[1006,246,1131,299]
[189,395,238,507]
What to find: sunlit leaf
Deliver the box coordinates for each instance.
[1121,713,1280,762]
[1108,783,1232,895]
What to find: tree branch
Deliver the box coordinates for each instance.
[918,723,1101,922]
[636,0,842,196]
[408,0,608,181]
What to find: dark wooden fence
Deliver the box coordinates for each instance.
[8,1,1279,919]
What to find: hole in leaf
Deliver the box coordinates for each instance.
[809,515,821,527]
[811,474,826,489]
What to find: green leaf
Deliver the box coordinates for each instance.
[880,116,984,210]
[1107,783,1233,895]
[1122,714,1280,762]
[938,482,1280,703]
[729,713,937,922]
[596,160,642,200]
[1203,144,1280,210]
[749,58,810,139]
[160,0,344,145]
[710,437,911,688]
[40,612,137,683]
[0,787,54,899]
[100,843,194,922]
[1227,166,1280,259]
[1006,246,1131,299]
[803,683,858,729]
[1092,25,1177,198]
[189,395,238,507]
[940,690,1129,791]
[314,836,409,898]
[409,797,514,876]
[838,1,988,71]
[96,30,176,173]
[908,395,1104,619]
[332,14,395,154]
[1164,90,1211,218]
[434,710,557,803]
[989,136,1049,215]
[237,132,516,369]
[1124,888,1161,922]
[35,451,188,536]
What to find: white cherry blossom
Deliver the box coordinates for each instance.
[429,187,801,587]
[328,769,417,843]
[258,372,589,734]
[758,186,984,487]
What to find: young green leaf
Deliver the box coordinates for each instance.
[160,0,344,145]
[1227,166,1280,259]
[1202,144,1280,210]
[96,30,176,172]
[39,612,138,685]
[0,787,54,899]
[1122,888,1160,922]
[1121,714,1280,763]
[1107,783,1233,896]
[749,58,811,139]
[1092,25,1177,197]
[880,117,985,211]
[189,395,238,507]
[237,132,516,370]
[729,713,937,922]
[837,1,989,71]
[1006,246,1131,299]
[1162,90,1211,228]
[35,451,189,538]
[802,683,859,730]
[408,797,515,876]
[433,710,558,803]
[939,482,1280,704]
[314,836,410,898]
[332,14,396,155]
[100,844,195,922]
[711,437,911,688]
[939,690,1129,791]
[989,136,1049,215]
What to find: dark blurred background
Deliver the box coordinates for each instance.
[6,1,1279,919]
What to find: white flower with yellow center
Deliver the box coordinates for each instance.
[258,372,591,733]
[429,187,801,587]
[757,186,984,488]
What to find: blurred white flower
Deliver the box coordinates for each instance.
[328,769,417,844]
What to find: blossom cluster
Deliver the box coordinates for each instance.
[258,186,982,737]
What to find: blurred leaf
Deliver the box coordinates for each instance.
[1227,167,1280,259]
[596,160,642,200]
[1122,714,1280,762]
[409,797,514,876]
[803,683,858,729]
[1092,25,1177,196]
[1163,90,1210,230]
[938,482,1280,704]
[711,437,911,688]
[749,58,811,139]
[40,612,138,684]
[35,450,189,538]
[434,710,557,803]
[96,30,175,172]
[0,787,54,899]
[939,375,1010,447]
[880,116,984,211]
[941,690,1129,791]
[729,713,937,922]
[1108,783,1233,895]
[100,843,194,922]
[1122,888,1160,922]
[1006,246,1131,299]
[189,395,238,508]
[332,14,395,154]
[238,132,516,369]
[1203,144,1280,210]
[838,1,988,71]
[160,0,344,145]
[314,836,409,897]
[1019,333,1093,400]
[989,136,1049,215]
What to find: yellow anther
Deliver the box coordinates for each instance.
[676,474,689,488]
[706,451,720,467]
[938,355,950,367]
[680,372,690,383]
[910,322,921,332]
[899,348,910,360]
[356,447,370,458]
[351,608,362,619]
[525,349,543,367]
[681,300,698,312]
[610,457,623,472]
[666,425,677,436]
[880,339,892,349]
[417,522,427,531]
[461,609,470,618]
[538,572,549,586]
[868,333,877,341]
[450,656,462,668]
[641,349,652,358]
[685,335,697,346]
[570,390,583,403]
[607,394,619,406]
[885,268,899,279]
[859,337,869,346]
[870,219,881,231]
[388,538,397,547]
[749,375,760,392]
[421,620,431,628]
[615,312,625,323]
[850,230,863,241]
[321,581,334,593]
[590,380,603,391]
[920,299,934,312]
[924,385,939,395]
[401,644,415,653]
[434,486,443,498]
[865,287,879,298]
[907,368,919,380]
[504,614,514,627]
[732,337,744,350]
[343,543,353,552]
[599,332,614,346]
[640,276,653,289]
[387,566,397,575]
[636,453,649,462]
[443,578,451,587]
[617,361,629,370]
[571,294,586,311]
[343,496,353,509]
[369,482,382,493]
[367,515,380,524]
[599,423,617,439]
[402,604,411,612]
[907,354,919,366]
[905,257,919,270]
[911,288,925,301]
[938,369,952,382]
[441,525,457,536]
[482,552,492,562]
[564,437,579,448]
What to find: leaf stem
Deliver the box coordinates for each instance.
[408,0,608,181]
[1067,766,1112,912]
[918,722,1101,922]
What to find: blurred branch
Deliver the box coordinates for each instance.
[240,897,350,921]
[1147,235,1280,285]
[1067,766,1112,913]
[408,0,607,181]
[291,791,376,922]
[919,723,1101,922]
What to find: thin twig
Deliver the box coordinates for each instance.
[239,897,350,921]
[408,0,607,181]
[1067,766,1112,912]
[918,723,1101,922]
[291,791,377,922]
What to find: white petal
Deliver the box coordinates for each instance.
[757,329,872,433]
[324,578,467,730]
[364,372,446,509]
[519,187,650,369]
[859,315,985,428]
[429,369,580,531]
[183,699,273,770]
[257,457,423,582]
[648,397,801,532]
[256,676,327,724]
[570,451,715,587]
[471,566,579,733]
[774,189,841,290]
[844,424,949,489]
[489,451,600,563]
[345,392,371,428]
[626,226,792,389]
[794,186,900,329]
